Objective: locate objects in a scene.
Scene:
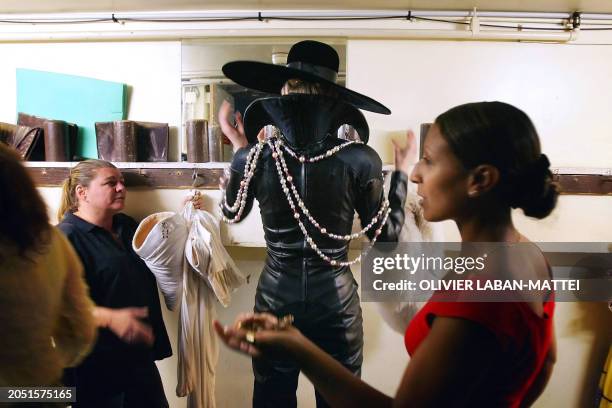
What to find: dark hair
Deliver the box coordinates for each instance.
[281,78,338,98]
[0,143,50,261]
[435,101,558,219]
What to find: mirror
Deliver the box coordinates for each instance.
[180,38,347,163]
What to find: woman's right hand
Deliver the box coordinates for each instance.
[95,306,154,346]
[392,130,418,175]
[219,100,248,152]
[214,313,305,359]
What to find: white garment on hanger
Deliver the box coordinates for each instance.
[132,211,188,311]
[133,203,247,408]
[376,174,445,334]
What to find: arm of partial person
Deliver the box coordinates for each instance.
[52,233,97,367]
[298,316,497,408]
[216,312,497,408]
[519,323,557,407]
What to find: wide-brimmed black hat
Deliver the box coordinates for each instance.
[243,94,370,145]
[222,40,391,115]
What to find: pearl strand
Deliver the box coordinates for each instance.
[269,138,391,267]
[222,144,260,212]
[219,141,265,223]
[272,137,389,241]
[279,138,362,163]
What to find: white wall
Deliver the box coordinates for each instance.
[8,36,611,408]
[0,41,182,160]
[348,39,612,408]
[351,40,612,169]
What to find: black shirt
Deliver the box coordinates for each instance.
[57,212,172,370]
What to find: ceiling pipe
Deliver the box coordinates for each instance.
[0,28,578,43]
[0,9,581,43]
[0,9,592,22]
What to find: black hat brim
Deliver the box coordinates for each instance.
[223,61,391,115]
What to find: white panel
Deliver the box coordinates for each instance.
[348,40,612,168]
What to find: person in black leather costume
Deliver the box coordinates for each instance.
[219,40,410,408]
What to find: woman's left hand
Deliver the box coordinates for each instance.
[214,313,305,359]
[182,191,203,210]
[219,100,248,152]
[393,130,418,175]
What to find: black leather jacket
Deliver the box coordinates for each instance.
[223,94,408,312]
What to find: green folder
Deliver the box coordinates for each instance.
[16,68,127,159]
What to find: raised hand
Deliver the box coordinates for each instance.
[218,100,248,152]
[392,130,418,175]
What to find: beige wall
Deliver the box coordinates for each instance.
[348,39,612,408]
[11,35,611,407]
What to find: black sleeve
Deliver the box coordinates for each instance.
[355,168,408,243]
[221,144,258,222]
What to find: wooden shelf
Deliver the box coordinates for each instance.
[26,162,227,189]
[25,162,612,194]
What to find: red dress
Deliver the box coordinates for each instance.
[405,297,554,407]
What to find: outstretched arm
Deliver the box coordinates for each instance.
[215,312,497,408]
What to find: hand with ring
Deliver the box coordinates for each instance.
[214,312,302,359]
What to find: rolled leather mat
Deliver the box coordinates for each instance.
[95,120,137,162]
[96,120,168,162]
[0,121,44,160]
[17,113,77,161]
[132,211,188,311]
[186,119,209,163]
[207,125,224,162]
[135,121,169,162]
[43,120,77,161]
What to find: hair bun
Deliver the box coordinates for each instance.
[509,154,559,218]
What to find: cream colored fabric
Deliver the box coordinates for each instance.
[177,257,218,408]
[0,227,96,387]
[376,175,445,334]
[132,211,188,311]
[134,203,246,408]
[178,204,248,407]
[185,206,246,308]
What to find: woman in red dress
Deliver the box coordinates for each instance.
[216,101,558,407]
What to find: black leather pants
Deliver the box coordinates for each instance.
[252,277,363,408]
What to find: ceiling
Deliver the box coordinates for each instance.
[2,0,612,14]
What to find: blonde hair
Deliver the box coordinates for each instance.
[57,160,117,221]
[281,78,337,97]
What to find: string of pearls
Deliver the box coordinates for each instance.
[219,141,265,223]
[268,137,390,267]
[280,137,362,163]
[221,130,391,267]
[271,137,389,241]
